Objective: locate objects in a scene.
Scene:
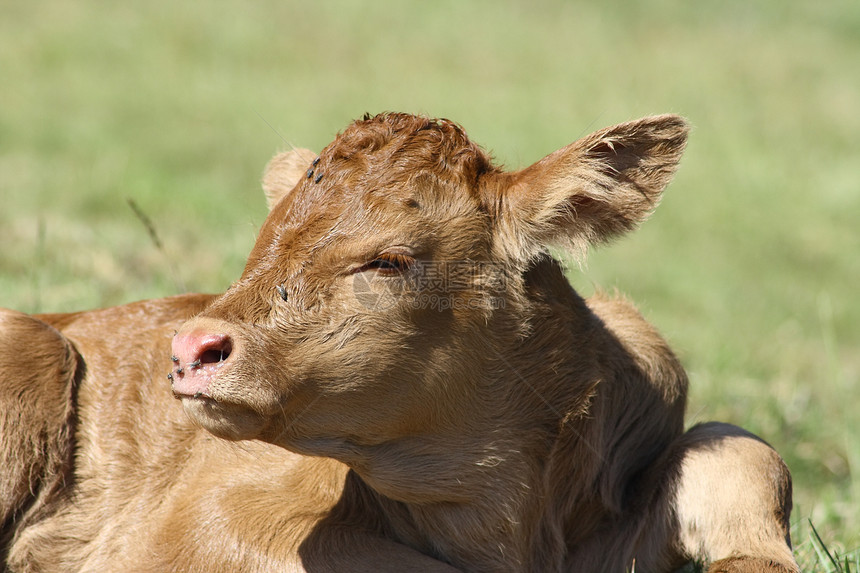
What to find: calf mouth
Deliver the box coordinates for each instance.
[177,387,269,441]
[169,361,228,401]
[172,388,216,402]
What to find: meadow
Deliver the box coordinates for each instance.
[1,1,857,568]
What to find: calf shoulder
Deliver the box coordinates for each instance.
[5,295,216,569]
[585,293,688,513]
[0,309,80,560]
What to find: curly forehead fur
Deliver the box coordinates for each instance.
[317,112,500,188]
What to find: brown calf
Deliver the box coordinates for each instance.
[1,113,798,572]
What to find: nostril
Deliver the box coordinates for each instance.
[172,331,233,371]
[199,340,232,365]
[192,334,232,366]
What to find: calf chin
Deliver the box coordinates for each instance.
[179,397,270,441]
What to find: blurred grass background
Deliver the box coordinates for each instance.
[1,0,857,566]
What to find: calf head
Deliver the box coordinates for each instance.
[171,113,688,461]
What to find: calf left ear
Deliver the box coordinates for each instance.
[262,148,318,210]
[486,115,689,261]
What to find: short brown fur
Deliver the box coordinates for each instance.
[1,113,797,572]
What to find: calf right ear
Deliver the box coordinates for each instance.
[485,115,689,262]
[262,148,318,210]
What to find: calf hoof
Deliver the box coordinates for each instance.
[708,556,799,573]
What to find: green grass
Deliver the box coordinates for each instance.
[1,0,857,566]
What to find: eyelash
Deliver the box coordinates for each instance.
[361,252,415,275]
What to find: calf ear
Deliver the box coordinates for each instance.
[262,148,318,210]
[487,115,688,261]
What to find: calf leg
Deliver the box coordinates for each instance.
[668,422,798,573]
[0,310,79,550]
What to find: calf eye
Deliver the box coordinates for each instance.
[361,252,415,275]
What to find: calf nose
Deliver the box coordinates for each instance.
[170,330,233,398]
